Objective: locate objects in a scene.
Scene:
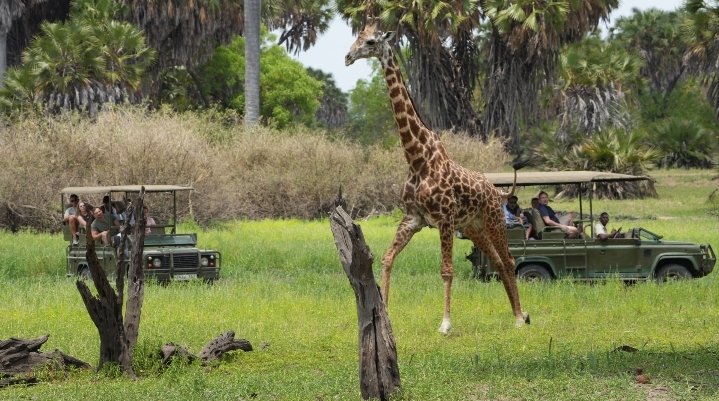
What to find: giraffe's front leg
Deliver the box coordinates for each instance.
[437,221,455,335]
[381,215,422,305]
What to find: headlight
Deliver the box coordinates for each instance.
[152,257,162,268]
[201,254,216,267]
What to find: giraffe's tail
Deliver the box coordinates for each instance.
[499,155,532,199]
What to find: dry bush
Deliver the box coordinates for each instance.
[0,108,509,230]
[441,132,509,172]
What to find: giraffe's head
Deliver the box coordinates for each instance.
[345,22,395,66]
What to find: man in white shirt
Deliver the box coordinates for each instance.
[595,212,621,240]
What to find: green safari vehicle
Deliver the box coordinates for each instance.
[467,171,716,282]
[61,185,221,282]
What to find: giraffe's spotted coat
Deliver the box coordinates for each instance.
[345,22,529,333]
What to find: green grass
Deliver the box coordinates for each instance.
[1,169,718,400]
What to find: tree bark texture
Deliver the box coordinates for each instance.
[161,332,252,365]
[199,331,253,363]
[0,32,7,87]
[0,335,90,388]
[123,194,146,351]
[329,206,400,401]
[243,0,261,126]
[75,189,147,377]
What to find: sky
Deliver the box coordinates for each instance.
[289,0,685,92]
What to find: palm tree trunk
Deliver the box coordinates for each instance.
[244,0,261,126]
[0,32,6,87]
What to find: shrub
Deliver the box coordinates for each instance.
[650,118,717,168]
[529,128,658,199]
[0,107,509,230]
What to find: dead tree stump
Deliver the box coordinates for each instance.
[0,335,90,388]
[329,206,400,401]
[75,189,147,377]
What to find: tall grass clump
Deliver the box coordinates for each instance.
[0,108,509,229]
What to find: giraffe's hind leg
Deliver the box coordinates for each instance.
[496,235,530,325]
[381,215,423,305]
[463,225,529,327]
[436,220,456,335]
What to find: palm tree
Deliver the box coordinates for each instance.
[555,36,640,140]
[122,0,332,98]
[480,0,618,149]
[4,1,331,104]
[2,0,63,85]
[244,0,261,126]
[337,0,483,134]
[336,1,618,148]
[269,0,333,55]
[0,65,39,111]
[25,22,103,113]
[610,8,688,118]
[683,0,719,117]
[2,0,155,115]
[0,0,25,85]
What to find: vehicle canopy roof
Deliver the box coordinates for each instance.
[486,170,648,187]
[60,185,192,195]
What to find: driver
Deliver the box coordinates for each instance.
[595,212,622,240]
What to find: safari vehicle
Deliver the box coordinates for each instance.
[467,171,716,282]
[61,185,220,282]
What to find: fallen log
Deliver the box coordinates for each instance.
[199,331,253,363]
[0,335,90,388]
[160,343,196,365]
[161,331,253,366]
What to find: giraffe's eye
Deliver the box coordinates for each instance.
[366,39,377,45]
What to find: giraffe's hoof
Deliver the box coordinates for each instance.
[515,312,530,327]
[438,318,452,335]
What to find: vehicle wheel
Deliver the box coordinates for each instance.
[517,264,553,281]
[655,263,693,282]
[78,266,91,280]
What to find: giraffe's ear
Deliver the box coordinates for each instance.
[383,31,396,42]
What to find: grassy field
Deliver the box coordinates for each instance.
[0,169,718,400]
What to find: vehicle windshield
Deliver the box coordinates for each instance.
[635,227,662,241]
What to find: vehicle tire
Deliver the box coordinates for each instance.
[655,263,693,282]
[517,264,553,281]
[78,266,91,280]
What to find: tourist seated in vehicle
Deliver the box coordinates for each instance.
[521,197,541,239]
[595,212,622,240]
[69,200,95,244]
[126,204,158,234]
[503,195,532,240]
[537,191,580,238]
[143,205,157,234]
[76,201,93,229]
[102,195,125,224]
[63,194,81,245]
[90,206,121,245]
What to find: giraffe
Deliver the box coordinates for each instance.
[345,22,529,334]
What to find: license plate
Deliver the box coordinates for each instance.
[174,274,197,281]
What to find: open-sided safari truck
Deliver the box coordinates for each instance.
[468,171,716,282]
[60,185,220,282]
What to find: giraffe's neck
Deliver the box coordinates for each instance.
[380,49,445,174]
